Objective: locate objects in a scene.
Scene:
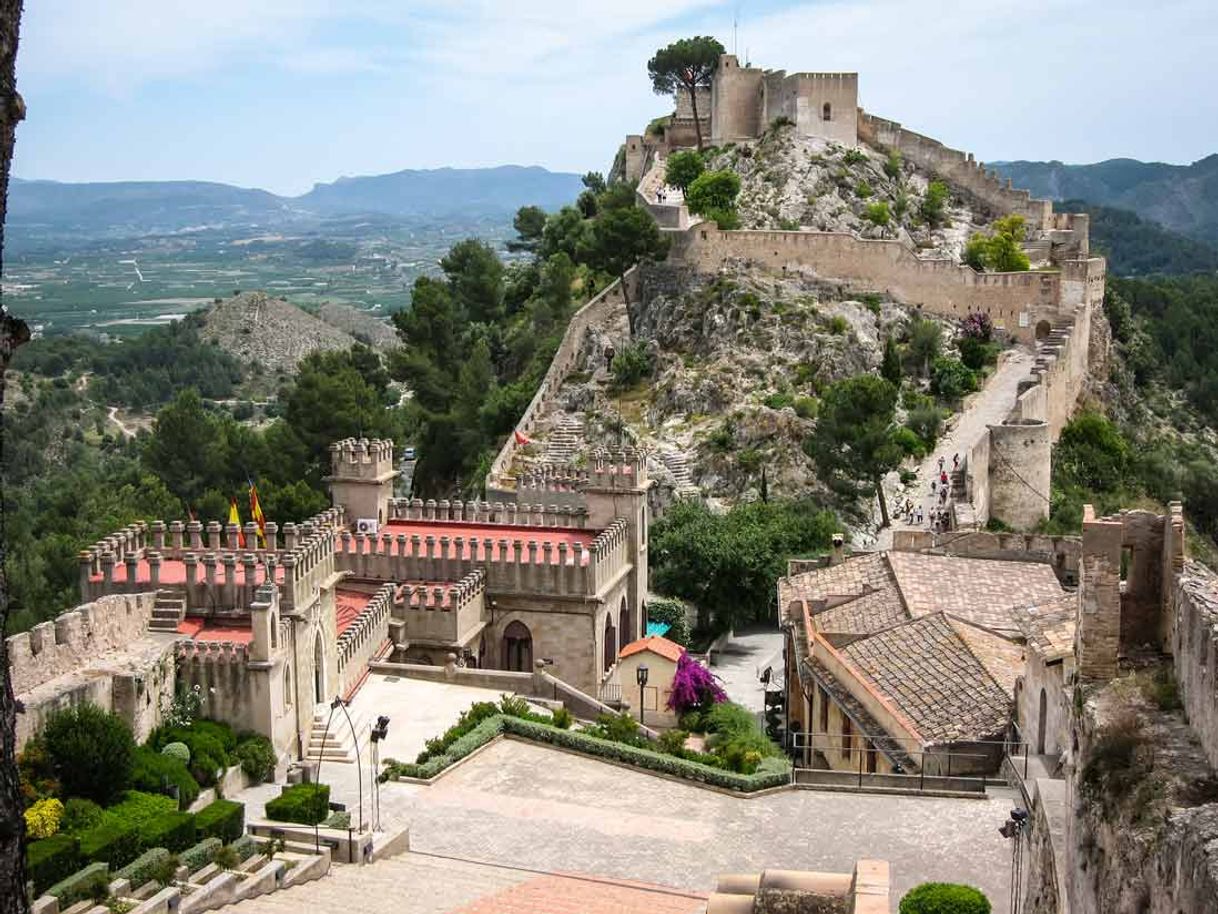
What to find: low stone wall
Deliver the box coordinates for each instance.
[1172,562,1218,771]
[7,592,156,695]
[891,529,1080,585]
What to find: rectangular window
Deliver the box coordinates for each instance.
[818,685,830,732]
[841,715,853,760]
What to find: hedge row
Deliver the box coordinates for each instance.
[229,835,259,863]
[46,861,109,906]
[196,799,244,843]
[264,784,330,825]
[180,838,222,873]
[116,848,171,888]
[381,715,791,792]
[25,798,245,893]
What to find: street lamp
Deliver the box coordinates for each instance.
[369,715,390,831]
[636,664,649,728]
[999,806,1029,914]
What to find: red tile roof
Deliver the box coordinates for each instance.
[619,635,683,663]
[336,589,374,637]
[176,617,254,644]
[379,520,598,565]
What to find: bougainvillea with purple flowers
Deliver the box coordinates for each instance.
[666,652,728,713]
[961,311,993,342]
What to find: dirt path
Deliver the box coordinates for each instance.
[859,346,1033,550]
[107,405,137,438]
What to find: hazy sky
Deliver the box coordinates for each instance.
[14,0,1218,196]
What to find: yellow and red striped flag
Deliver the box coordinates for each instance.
[228,498,247,549]
[248,482,267,547]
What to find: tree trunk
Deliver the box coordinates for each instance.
[875,476,890,529]
[0,1,29,911]
[688,85,704,150]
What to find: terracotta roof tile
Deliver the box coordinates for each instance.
[1015,595,1078,661]
[619,635,683,663]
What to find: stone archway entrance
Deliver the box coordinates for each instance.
[503,621,532,672]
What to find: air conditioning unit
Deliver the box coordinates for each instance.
[356,518,379,536]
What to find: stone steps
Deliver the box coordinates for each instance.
[543,415,585,463]
[148,590,186,633]
[659,449,699,495]
[305,705,372,765]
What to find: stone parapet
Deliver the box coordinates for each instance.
[337,582,395,697]
[387,497,588,529]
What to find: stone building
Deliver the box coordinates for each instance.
[710,54,858,146]
[779,545,1070,776]
[9,438,650,768]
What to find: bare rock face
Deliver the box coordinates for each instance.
[198,291,366,375]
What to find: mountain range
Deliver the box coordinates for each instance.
[989,155,1218,243]
[8,165,585,238]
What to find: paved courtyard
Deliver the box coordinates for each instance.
[710,624,784,713]
[399,739,1016,909]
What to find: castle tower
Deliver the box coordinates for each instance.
[326,438,398,531]
[584,448,650,643]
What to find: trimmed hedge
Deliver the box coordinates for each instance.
[196,799,245,843]
[900,882,992,914]
[234,735,276,783]
[228,835,259,863]
[130,748,200,810]
[179,838,221,873]
[381,715,791,792]
[46,861,109,906]
[264,783,330,825]
[78,819,141,869]
[25,834,82,894]
[140,811,197,852]
[116,848,172,887]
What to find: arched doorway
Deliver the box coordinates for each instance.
[313,633,326,705]
[620,597,633,647]
[603,612,617,672]
[502,621,532,672]
[1036,688,1048,754]
[1035,320,1052,341]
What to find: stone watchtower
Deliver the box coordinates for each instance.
[325,438,398,530]
[582,448,651,636]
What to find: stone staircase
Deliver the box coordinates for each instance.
[659,449,700,497]
[148,590,186,633]
[543,414,584,464]
[305,703,371,766]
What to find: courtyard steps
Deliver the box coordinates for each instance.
[659,449,700,496]
[148,591,187,633]
[305,704,372,765]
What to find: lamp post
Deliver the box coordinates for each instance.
[369,715,390,832]
[636,664,649,728]
[999,806,1029,914]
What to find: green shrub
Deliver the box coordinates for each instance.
[664,150,705,192]
[46,861,109,906]
[658,729,690,755]
[827,315,849,335]
[78,819,141,869]
[140,812,197,853]
[863,201,891,226]
[60,798,104,835]
[227,835,259,863]
[550,707,574,729]
[686,170,741,216]
[25,834,82,894]
[161,742,190,764]
[102,791,176,831]
[645,597,692,647]
[43,704,136,806]
[899,882,991,914]
[894,426,927,458]
[264,784,330,825]
[883,150,902,179]
[763,391,795,411]
[195,799,245,844]
[705,207,741,230]
[234,735,276,783]
[179,838,222,873]
[842,149,867,165]
[116,848,171,887]
[130,746,200,810]
[585,711,647,747]
[931,357,979,401]
[190,720,238,754]
[151,722,232,786]
[678,710,706,733]
[610,341,654,391]
[793,396,818,420]
[854,180,873,199]
[920,181,950,229]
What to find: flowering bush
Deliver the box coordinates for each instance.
[666,652,727,714]
[24,797,64,838]
[961,311,993,342]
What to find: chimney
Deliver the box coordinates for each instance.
[830,533,846,566]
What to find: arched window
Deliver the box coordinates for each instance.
[284,666,293,707]
[1037,687,1048,754]
[503,620,532,672]
[620,597,633,647]
[603,612,617,673]
[822,102,832,122]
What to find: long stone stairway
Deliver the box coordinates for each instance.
[305,703,371,766]
[148,590,186,633]
[543,414,584,464]
[659,448,699,497]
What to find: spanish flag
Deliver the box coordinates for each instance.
[228,498,247,549]
[248,482,267,547]
[514,429,533,446]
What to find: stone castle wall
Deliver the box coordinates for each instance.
[7,592,156,695]
[667,223,1087,344]
[1172,564,1218,770]
[858,111,1055,229]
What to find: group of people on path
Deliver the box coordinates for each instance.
[897,452,961,533]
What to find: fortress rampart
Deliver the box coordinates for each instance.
[388,497,589,528]
[486,268,637,492]
[337,582,394,698]
[390,569,486,650]
[858,111,1054,229]
[668,223,1101,344]
[7,592,156,696]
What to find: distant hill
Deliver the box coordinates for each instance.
[989,155,1218,243]
[1063,199,1218,276]
[8,165,583,239]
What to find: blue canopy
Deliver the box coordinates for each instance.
[645,620,671,638]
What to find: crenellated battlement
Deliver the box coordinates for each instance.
[585,447,649,491]
[388,497,588,528]
[391,569,487,650]
[337,582,395,695]
[174,638,250,665]
[7,593,156,696]
[328,437,395,481]
[334,515,634,600]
